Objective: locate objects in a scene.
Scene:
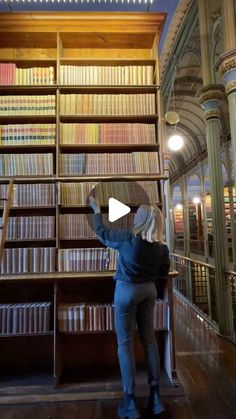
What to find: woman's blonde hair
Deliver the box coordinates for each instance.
[133,204,165,243]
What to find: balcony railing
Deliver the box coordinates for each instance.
[170,253,218,329]
[173,237,234,261]
[171,254,236,341]
[225,270,236,341]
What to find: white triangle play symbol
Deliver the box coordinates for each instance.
[109,198,131,223]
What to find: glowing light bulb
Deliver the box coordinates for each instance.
[192,197,201,205]
[167,134,184,151]
[175,204,183,210]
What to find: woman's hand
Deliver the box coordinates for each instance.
[89,196,101,214]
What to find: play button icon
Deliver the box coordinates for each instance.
[109,198,131,222]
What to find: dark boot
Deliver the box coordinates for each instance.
[118,393,142,419]
[146,385,165,416]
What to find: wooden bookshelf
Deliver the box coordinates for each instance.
[224,187,236,229]
[205,188,236,258]
[0,12,178,391]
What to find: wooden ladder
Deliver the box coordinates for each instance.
[0,179,14,265]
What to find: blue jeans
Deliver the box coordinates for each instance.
[114,280,160,394]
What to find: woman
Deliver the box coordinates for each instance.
[89,196,170,419]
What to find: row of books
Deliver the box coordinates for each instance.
[1,213,135,241]
[0,124,56,145]
[0,181,159,207]
[0,247,111,274]
[0,95,56,116]
[0,299,169,335]
[60,153,85,175]
[0,153,54,176]
[60,93,156,115]
[0,302,52,335]
[59,181,160,205]
[60,65,154,86]
[58,303,114,332]
[0,93,156,117]
[60,123,156,144]
[0,247,56,274]
[60,214,96,239]
[0,153,159,176]
[109,249,118,271]
[0,63,55,86]
[0,154,159,176]
[0,64,154,86]
[59,213,134,239]
[58,248,109,272]
[0,123,157,145]
[59,152,160,175]
[1,244,170,274]
[2,216,55,240]
[0,247,109,274]
[0,184,56,207]
[174,208,184,234]
[57,300,169,333]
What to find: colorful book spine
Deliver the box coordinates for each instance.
[60,123,156,144]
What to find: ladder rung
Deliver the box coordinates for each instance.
[0,180,14,264]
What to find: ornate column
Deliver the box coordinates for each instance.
[222,0,236,52]
[200,163,209,262]
[215,0,236,268]
[198,0,213,84]
[201,194,209,261]
[181,176,190,258]
[216,51,236,188]
[198,86,234,336]
[216,0,236,187]
[164,161,174,253]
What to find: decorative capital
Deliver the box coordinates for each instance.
[215,50,236,94]
[197,85,225,120]
[215,50,236,75]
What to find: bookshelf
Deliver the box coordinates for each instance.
[0,12,178,391]
[205,193,214,256]
[205,188,236,259]
[173,205,184,251]
[224,187,236,230]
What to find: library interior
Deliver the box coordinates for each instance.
[0,0,236,418]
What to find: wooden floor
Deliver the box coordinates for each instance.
[0,295,236,419]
